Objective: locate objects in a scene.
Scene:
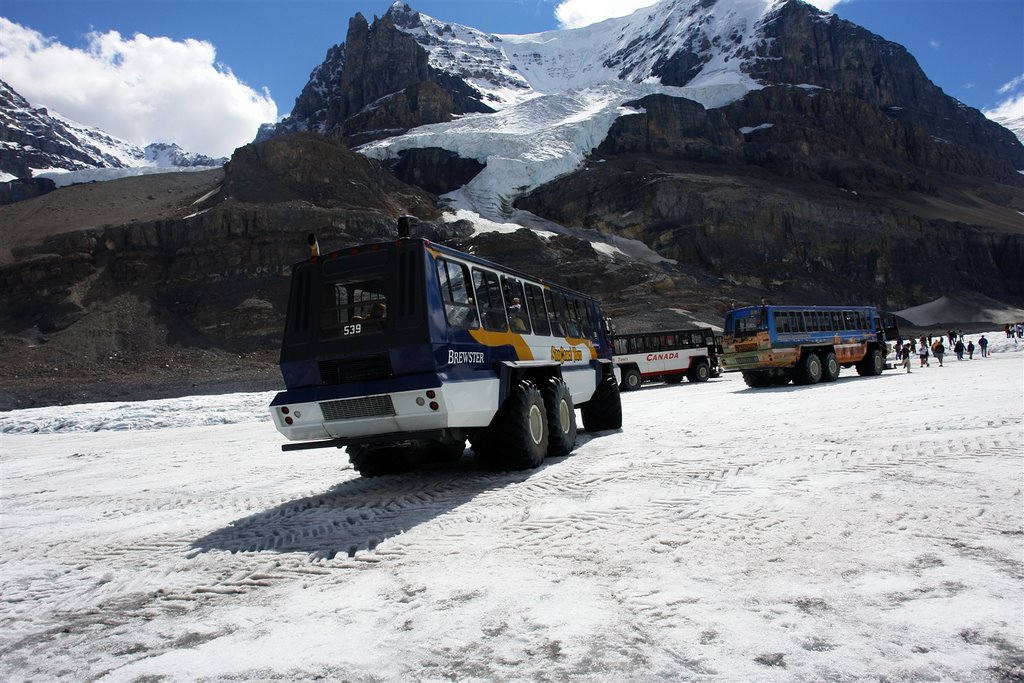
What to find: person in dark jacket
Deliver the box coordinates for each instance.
[900,343,912,373]
[932,338,945,366]
[967,340,975,359]
[954,339,965,360]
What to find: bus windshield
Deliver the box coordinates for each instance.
[726,311,762,339]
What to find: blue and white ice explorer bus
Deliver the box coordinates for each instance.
[721,304,898,388]
[270,218,622,476]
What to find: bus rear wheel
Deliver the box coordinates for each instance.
[542,377,577,457]
[582,374,622,432]
[348,444,419,477]
[621,368,642,391]
[742,370,772,388]
[795,352,822,385]
[821,351,840,382]
[856,348,884,376]
[687,359,711,383]
[472,379,548,471]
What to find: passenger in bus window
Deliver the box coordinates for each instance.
[353,302,386,322]
[508,297,530,333]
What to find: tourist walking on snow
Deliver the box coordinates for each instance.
[900,343,912,373]
[954,338,964,360]
[918,336,930,367]
[932,338,945,366]
[967,340,975,359]
[979,335,989,358]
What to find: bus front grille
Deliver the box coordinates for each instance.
[320,395,396,421]
[319,355,392,385]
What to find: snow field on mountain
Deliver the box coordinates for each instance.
[361,81,750,221]
[1,332,1021,681]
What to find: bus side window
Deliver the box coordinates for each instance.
[546,289,566,336]
[575,298,595,337]
[552,292,579,337]
[502,276,531,334]
[436,259,479,330]
[614,338,627,354]
[779,312,791,334]
[472,268,509,332]
[525,284,550,335]
[567,297,582,337]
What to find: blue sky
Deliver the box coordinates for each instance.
[1,0,1021,157]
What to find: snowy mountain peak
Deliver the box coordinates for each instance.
[144,142,228,168]
[0,79,227,185]
[388,0,791,109]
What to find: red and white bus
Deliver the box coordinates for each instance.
[612,327,722,391]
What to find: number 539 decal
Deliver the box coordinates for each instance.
[343,324,363,336]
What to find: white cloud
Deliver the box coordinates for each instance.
[984,93,1024,122]
[0,19,277,158]
[929,38,941,50]
[998,74,1024,95]
[554,0,848,29]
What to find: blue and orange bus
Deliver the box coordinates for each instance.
[721,305,898,388]
[269,218,622,476]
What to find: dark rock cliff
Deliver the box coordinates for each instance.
[260,10,493,147]
[515,91,1024,310]
[0,133,442,407]
[744,1,1024,169]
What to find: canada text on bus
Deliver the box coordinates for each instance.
[612,327,722,390]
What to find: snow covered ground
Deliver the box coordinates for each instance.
[1,333,1022,681]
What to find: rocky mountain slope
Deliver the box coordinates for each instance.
[1,0,1023,409]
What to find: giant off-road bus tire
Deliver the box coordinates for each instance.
[821,351,840,382]
[472,379,548,471]
[687,359,711,383]
[348,444,419,477]
[542,377,577,457]
[794,351,823,385]
[581,374,623,432]
[742,370,773,388]
[856,348,885,376]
